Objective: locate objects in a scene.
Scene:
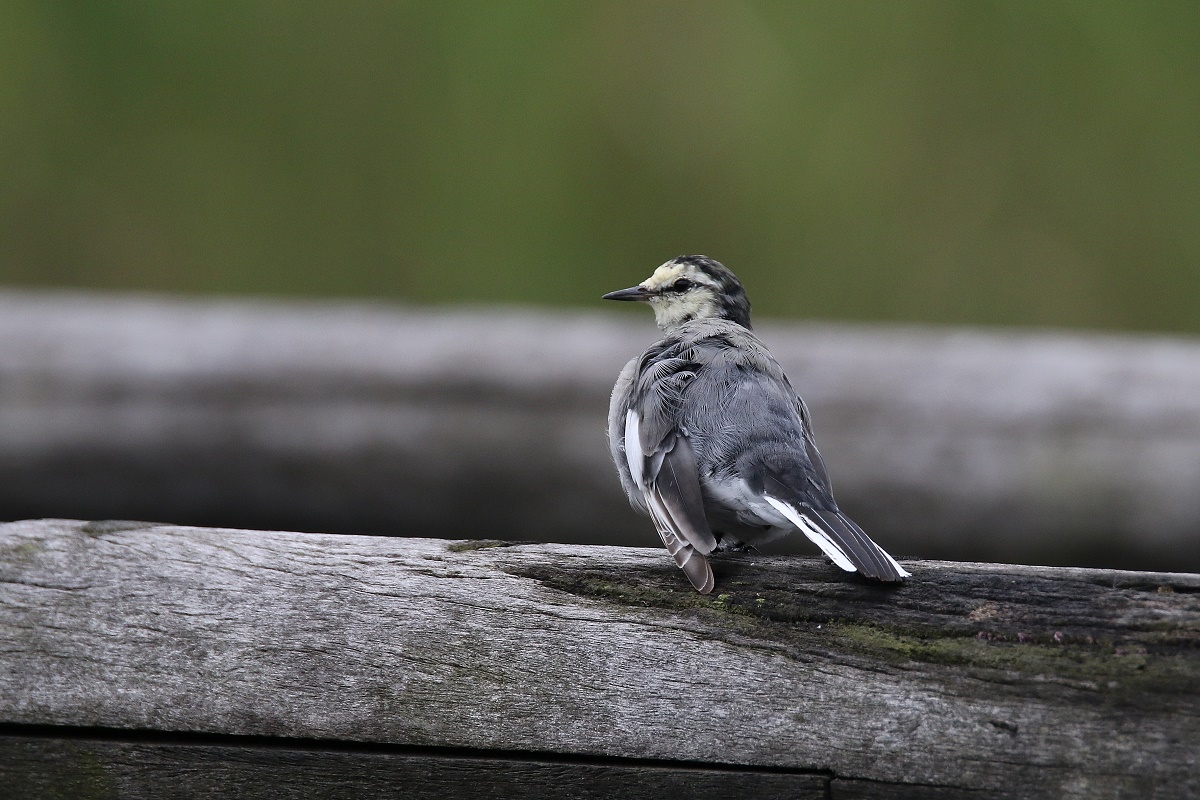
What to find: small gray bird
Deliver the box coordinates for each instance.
[604,255,909,593]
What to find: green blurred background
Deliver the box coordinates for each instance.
[1,1,1197,332]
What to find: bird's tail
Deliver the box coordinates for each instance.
[763,496,909,582]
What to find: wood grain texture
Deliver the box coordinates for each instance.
[2,519,1197,799]
[0,736,826,800]
[2,291,1200,569]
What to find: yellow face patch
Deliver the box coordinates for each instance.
[640,262,687,291]
[636,261,723,330]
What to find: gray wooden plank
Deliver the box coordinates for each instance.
[0,736,826,800]
[2,291,1200,569]
[1,519,1198,799]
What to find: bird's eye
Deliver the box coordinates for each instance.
[671,278,693,292]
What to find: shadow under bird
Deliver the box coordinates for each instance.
[603,255,910,593]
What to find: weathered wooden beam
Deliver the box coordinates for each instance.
[3,291,1200,570]
[2,519,1197,799]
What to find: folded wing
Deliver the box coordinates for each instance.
[625,382,718,594]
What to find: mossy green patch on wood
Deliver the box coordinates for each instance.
[516,559,1200,701]
[445,539,529,553]
[826,620,1198,701]
[79,520,161,537]
[1,538,45,565]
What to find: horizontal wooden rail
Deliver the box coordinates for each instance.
[1,519,1197,798]
[3,291,1200,570]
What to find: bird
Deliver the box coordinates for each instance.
[603,255,909,593]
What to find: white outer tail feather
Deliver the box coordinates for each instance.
[882,550,911,578]
[764,495,858,573]
[764,495,910,579]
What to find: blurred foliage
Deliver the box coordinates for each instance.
[0,1,1197,332]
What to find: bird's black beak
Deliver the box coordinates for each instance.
[602,285,653,302]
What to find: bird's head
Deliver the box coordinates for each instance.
[602,255,752,332]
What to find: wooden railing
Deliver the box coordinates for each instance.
[2,291,1200,570]
[2,519,1197,799]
